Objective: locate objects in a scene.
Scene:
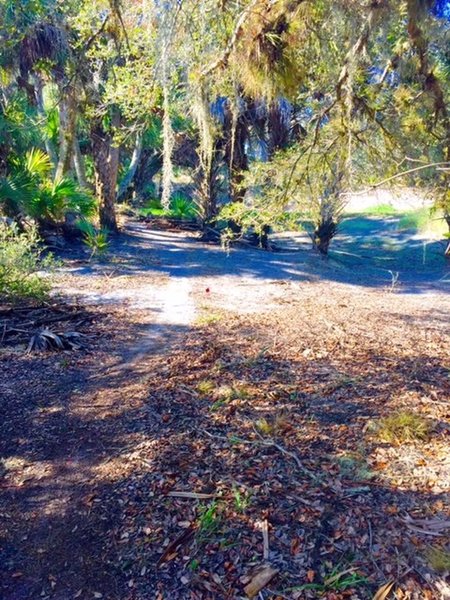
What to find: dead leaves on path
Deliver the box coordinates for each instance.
[100,298,450,599]
[3,287,449,600]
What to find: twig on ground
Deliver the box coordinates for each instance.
[202,428,321,482]
[261,519,269,561]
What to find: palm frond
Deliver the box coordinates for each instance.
[52,178,96,216]
[24,148,52,179]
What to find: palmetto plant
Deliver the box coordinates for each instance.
[77,219,110,259]
[170,193,197,219]
[0,148,95,225]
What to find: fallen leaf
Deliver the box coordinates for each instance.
[372,580,394,600]
[306,569,315,583]
[157,526,196,567]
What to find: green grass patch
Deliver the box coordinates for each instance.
[196,379,216,396]
[361,203,400,216]
[195,312,222,326]
[373,411,431,444]
[425,546,450,573]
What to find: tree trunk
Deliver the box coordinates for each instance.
[55,84,77,180]
[91,110,120,232]
[134,149,163,199]
[445,215,450,258]
[72,138,89,189]
[225,111,249,203]
[194,139,222,224]
[313,218,338,256]
[117,130,143,202]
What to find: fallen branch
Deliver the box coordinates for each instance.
[166,491,216,500]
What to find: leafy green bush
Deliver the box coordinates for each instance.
[0,223,54,302]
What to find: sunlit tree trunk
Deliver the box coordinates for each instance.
[117,130,143,202]
[224,101,249,204]
[55,84,77,180]
[72,138,88,189]
[91,110,120,232]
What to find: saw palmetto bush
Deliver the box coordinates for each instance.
[77,219,110,259]
[0,148,95,226]
[0,222,55,302]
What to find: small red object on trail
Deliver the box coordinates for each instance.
[205,287,210,293]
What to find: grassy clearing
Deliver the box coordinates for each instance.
[397,207,446,236]
[356,203,400,217]
[348,204,446,237]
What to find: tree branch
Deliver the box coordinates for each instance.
[341,162,450,196]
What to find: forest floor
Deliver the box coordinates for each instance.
[1,220,450,600]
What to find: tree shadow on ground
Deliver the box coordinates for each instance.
[1,311,449,599]
[58,222,450,295]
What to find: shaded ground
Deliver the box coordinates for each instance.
[1,221,449,600]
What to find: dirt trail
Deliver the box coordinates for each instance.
[1,221,449,600]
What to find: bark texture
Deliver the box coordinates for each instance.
[91,112,120,232]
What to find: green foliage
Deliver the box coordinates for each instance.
[0,222,54,302]
[357,203,399,217]
[0,148,95,224]
[1,0,450,256]
[42,106,59,147]
[232,486,252,513]
[139,193,197,220]
[196,379,216,396]
[170,192,197,219]
[197,501,221,537]
[290,567,368,594]
[77,220,110,258]
[397,208,429,232]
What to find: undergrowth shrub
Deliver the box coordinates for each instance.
[139,193,197,220]
[0,223,54,302]
[77,220,110,259]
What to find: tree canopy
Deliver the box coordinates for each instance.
[0,0,449,252]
